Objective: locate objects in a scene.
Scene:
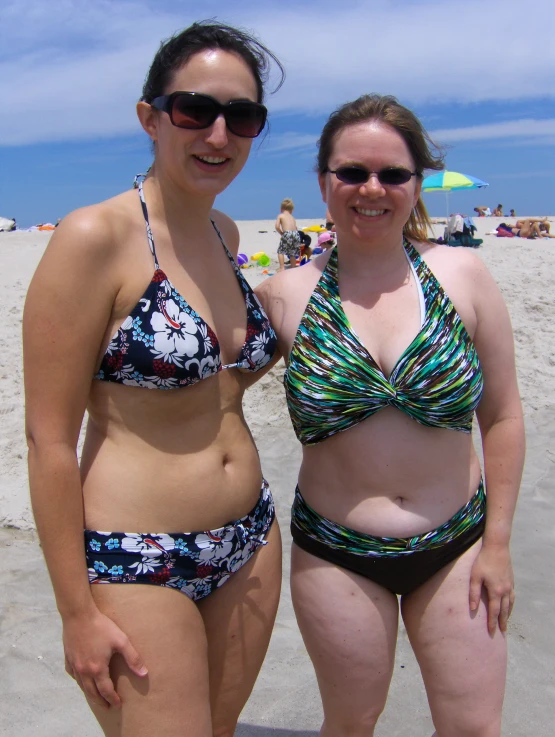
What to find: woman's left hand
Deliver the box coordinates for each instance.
[469,544,515,635]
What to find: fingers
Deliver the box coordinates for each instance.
[119,639,148,678]
[94,672,122,709]
[468,573,483,612]
[487,592,501,636]
[499,590,516,633]
[81,673,119,710]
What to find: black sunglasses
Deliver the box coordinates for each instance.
[150,91,267,139]
[325,166,418,186]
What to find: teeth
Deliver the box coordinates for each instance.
[197,155,227,164]
[356,208,385,216]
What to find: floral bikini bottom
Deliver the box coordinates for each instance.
[85,480,274,602]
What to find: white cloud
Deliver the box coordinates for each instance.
[430,119,555,143]
[264,132,319,153]
[1,0,554,145]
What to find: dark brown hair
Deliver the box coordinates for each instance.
[317,94,445,242]
[141,20,284,104]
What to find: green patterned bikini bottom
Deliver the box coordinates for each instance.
[292,479,486,558]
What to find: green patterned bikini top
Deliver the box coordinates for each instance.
[284,241,484,445]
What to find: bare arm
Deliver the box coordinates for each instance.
[469,260,525,634]
[24,209,147,707]
[275,213,284,235]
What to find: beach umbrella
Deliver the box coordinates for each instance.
[422,171,489,216]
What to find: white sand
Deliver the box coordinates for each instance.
[2,219,555,735]
[1,218,554,528]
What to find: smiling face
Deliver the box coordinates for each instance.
[137,49,259,198]
[319,120,422,244]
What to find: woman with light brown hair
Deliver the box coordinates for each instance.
[257,94,523,736]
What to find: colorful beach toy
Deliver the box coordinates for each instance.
[257,253,271,267]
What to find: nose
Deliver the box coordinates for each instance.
[359,173,385,196]
[204,113,229,148]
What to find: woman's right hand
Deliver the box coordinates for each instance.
[62,608,148,709]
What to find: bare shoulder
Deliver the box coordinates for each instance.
[45,191,135,265]
[256,251,332,354]
[211,209,240,255]
[412,240,495,292]
[257,249,330,303]
[27,190,142,309]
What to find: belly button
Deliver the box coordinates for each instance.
[222,454,231,468]
[395,496,405,506]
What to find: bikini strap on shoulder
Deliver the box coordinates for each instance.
[137,180,160,270]
[210,217,241,271]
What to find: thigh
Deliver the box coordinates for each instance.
[90,583,212,737]
[291,543,399,732]
[402,540,506,737]
[197,520,282,737]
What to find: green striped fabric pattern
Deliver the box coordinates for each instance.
[292,479,486,556]
[285,241,483,445]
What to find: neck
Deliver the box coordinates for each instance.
[335,229,408,281]
[142,166,217,233]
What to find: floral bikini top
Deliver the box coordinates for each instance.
[94,182,277,389]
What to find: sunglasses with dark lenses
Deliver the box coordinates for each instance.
[150,91,267,139]
[325,166,418,186]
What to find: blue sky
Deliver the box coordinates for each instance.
[1,0,554,225]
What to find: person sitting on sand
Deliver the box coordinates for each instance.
[474,205,492,217]
[509,208,516,217]
[492,204,503,216]
[276,198,301,271]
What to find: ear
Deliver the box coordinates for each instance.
[136,101,159,142]
[318,172,328,203]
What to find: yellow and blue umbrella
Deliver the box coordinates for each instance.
[422,170,489,216]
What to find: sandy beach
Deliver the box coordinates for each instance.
[1,217,554,735]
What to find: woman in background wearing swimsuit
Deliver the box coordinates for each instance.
[24,22,283,737]
[257,95,524,736]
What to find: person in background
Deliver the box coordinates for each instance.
[257,93,523,736]
[509,208,516,217]
[492,204,503,216]
[316,230,335,252]
[298,230,313,264]
[24,21,284,737]
[474,205,491,216]
[499,217,552,238]
[276,197,301,271]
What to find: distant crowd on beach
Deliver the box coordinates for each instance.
[474,204,515,217]
[468,206,554,240]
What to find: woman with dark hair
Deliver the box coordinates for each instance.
[24,21,284,736]
[257,94,523,736]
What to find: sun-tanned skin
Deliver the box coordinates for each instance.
[24,32,282,737]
